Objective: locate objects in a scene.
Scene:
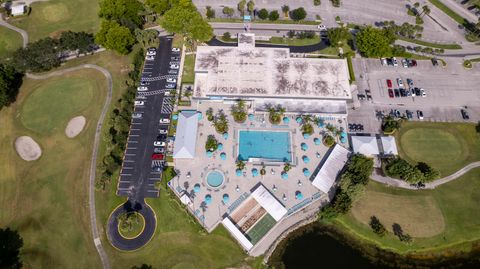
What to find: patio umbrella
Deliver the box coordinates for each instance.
[223,132,229,139]
[281,172,288,180]
[236,169,242,176]
[220,152,226,160]
[172,114,179,120]
[317,120,325,128]
[205,194,212,205]
[206,151,213,157]
[223,194,230,204]
[302,156,310,163]
[340,136,347,144]
[193,184,200,193]
[303,133,310,139]
[301,143,308,151]
[303,168,311,177]
[218,143,223,150]
[295,191,304,200]
[197,112,203,120]
[296,117,303,124]
[248,114,255,121]
[314,138,321,145]
[252,168,259,177]
[283,117,290,124]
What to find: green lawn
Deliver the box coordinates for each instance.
[0,26,23,58]
[10,0,99,41]
[336,168,480,253]
[395,122,480,176]
[0,51,131,269]
[207,17,318,25]
[118,212,145,239]
[182,54,195,84]
[396,36,462,50]
[264,36,320,46]
[20,76,95,135]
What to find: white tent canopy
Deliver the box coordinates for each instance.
[311,144,350,194]
[11,5,26,16]
[381,136,398,155]
[351,135,380,156]
[251,184,287,221]
[222,217,254,250]
[173,111,199,159]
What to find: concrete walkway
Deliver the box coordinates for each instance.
[27,64,113,269]
[371,161,480,190]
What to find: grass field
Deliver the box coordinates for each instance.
[336,167,480,253]
[396,36,462,49]
[0,51,131,268]
[118,212,145,239]
[395,122,480,176]
[10,0,99,41]
[182,54,195,84]
[262,36,321,46]
[0,26,23,58]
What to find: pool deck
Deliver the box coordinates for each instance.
[170,101,348,243]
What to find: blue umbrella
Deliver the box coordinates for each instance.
[281,172,288,180]
[172,114,179,120]
[314,138,321,145]
[296,117,303,124]
[302,156,310,163]
[223,194,230,204]
[252,168,258,177]
[223,132,229,139]
[220,152,226,160]
[206,151,213,157]
[303,133,310,139]
[301,143,308,151]
[317,120,325,128]
[218,143,224,150]
[194,184,200,193]
[205,194,212,204]
[248,114,255,121]
[341,131,347,138]
[197,112,203,120]
[340,137,347,144]
[236,169,242,176]
[283,117,290,124]
[303,168,311,177]
[295,191,304,200]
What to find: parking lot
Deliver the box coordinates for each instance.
[117,36,180,201]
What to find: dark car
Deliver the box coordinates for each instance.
[386,58,393,66]
[461,109,470,120]
[157,134,167,141]
[152,166,162,172]
[153,147,165,154]
[152,153,164,160]
[406,110,413,119]
[168,69,179,75]
[394,89,400,98]
[388,88,394,98]
[415,88,421,96]
[431,58,439,66]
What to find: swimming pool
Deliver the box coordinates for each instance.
[206,170,225,188]
[238,131,292,162]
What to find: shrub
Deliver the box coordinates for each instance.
[314,0,321,6]
[222,6,234,17]
[331,0,341,7]
[206,6,215,19]
[258,8,268,19]
[205,135,218,151]
[268,10,279,21]
[323,135,335,147]
[290,7,306,21]
[223,32,232,41]
[415,16,424,24]
[369,216,387,236]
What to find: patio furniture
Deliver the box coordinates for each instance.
[282,194,287,201]
[303,133,310,139]
[316,152,321,158]
[296,117,303,124]
[172,114,179,120]
[218,143,224,150]
[298,180,302,186]
[197,112,203,120]
[235,185,240,192]
[272,185,277,192]
[271,169,275,175]
[223,132,229,139]
[206,151,213,157]
[248,114,255,121]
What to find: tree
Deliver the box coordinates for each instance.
[257,8,268,20]
[12,37,61,73]
[314,0,321,6]
[323,135,335,147]
[96,20,135,54]
[382,116,401,133]
[206,107,214,121]
[327,27,351,47]
[247,0,255,15]
[236,160,246,170]
[266,104,285,124]
[222,32,231,40]
[420,5,430,17]
[476,121,480,133]
[356,26,395,57]
[99,0,144,29]
[146,0,174,15]
[0,227,23,269]
[134,29,160,48]
[230,99,247,123]
[237,0,246,16]
[268,10,279,21]
[0,64,23,110]
[206,6,215,19]
[290,7,306,21]
[205,135,218,151]
[369,216,387,236]
[222,6,234,17]
[281,5,289,18]
[59,31,96,55]
[330,0,341,7]
[213,110,229,133]
[132,264,154,269]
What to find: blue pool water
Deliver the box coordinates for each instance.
[206,171,224,188]
[238,131,291,162]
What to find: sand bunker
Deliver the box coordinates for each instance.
[65,116,86,138]
[15,136,42,161]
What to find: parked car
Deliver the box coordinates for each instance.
[431,58,439,66]
[146,50,156,56]
[132,113,143,119]
[137,86,148,91]
[159,129,168,134]
[146,55,155,61]
[134,101,144,106]
[402,58,408,68]
[317,24,327,30]
[164,91,172,96]
[461,109,470,120]
[408,59,417,67]
[417,110,424,120]
[172,47,180,52]
[154,141,166,147]
[170,64,179,69]
[388,88,394,98]
[394,88,400,97]
[420,88,426,97]
[381,58,387,66]
[406,78,414,88]
[386,58,393,66]
[397,78,404,88]
[386,79,392,88]
[165,83,176,89]
[392,57,398,67]
[153,147,165,154]
[168,69,178,74]
[159,118,170,124]
[157,134,167,140]
[166,78,177,83]
[415,88,421,96]
[406,110,413,120]
[411,88,416,97]
[140,81,149,86]
[171,56,180,61]
[151,153,164,160]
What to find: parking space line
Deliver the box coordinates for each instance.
[120,173,132,176]
[147,190,158,193]
[131,128,141,131]
[129,134,140,137]
[131,122,142,125]
[125,153,136,156]
[128,140,138,143]
[124,160,134,163]
[122,166,133,169]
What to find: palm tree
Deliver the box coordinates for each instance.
[231,100,247,123]
[236,160,246,170]
[206,107,214,121]
[281,5,290,18]
[421,5,430,17]
[301,114,313,124]
[213,111,229,134]
[283,162,291,172]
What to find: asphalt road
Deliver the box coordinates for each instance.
[107,36,179,251]
[207,37,329,53]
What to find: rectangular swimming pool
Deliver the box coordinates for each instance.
[238,130,292,162]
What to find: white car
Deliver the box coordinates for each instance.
[402,59,408,68]
[132,113,143,119]
[159,118,170,124]
[380,58,387,66]
[164,91,171,96]
[154,141,166,147]
[159,129,168,134]
[392,57,398,67]
[170,64,179,69]
[166,78,177,83]
[146,55,155,61]
[420,88,426,97]
[137,86,148,91]
[396,78,404,88]
[146,50,156,56]
[172,47,180,52]
[134,101,144,106]
[317,24,327,30]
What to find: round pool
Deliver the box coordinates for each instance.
[206,170,225,188]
